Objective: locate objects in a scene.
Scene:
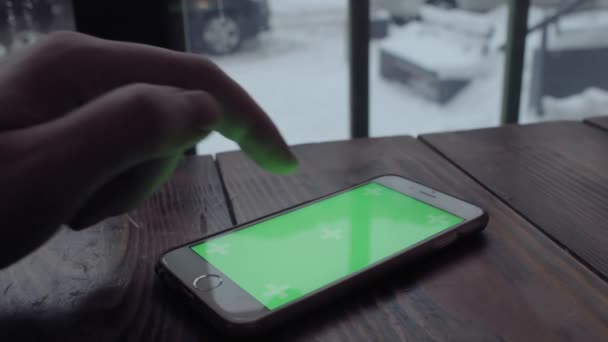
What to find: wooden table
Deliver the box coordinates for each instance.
[2,120,608,341]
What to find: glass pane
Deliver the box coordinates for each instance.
[520,0,608,124]
[0,0,75,59]
[181,0,349,155]
[369,1,509,137]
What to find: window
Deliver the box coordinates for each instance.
[7,1,602,153]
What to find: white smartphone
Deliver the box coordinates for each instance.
[157,175,488,336]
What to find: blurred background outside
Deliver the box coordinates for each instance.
[1,0,607,155]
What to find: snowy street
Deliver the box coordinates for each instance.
[197,0,507,155]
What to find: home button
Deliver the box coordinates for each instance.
[193,274,222,291]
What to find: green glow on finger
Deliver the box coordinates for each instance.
[216,111,298,175]
[240,143,299,175]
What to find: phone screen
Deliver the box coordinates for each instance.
[191,182,463,310]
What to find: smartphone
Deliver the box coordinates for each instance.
[156,175,488,335]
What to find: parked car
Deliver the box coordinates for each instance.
[184,0,270,55]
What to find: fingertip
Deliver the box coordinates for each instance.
[265,155,299,175]
[213,104,297,174]
[241,143,299,175]
[275,151,299,174]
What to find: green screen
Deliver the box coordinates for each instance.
[192,182,463,310]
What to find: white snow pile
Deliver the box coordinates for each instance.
[380,5,505,80]
[271,0,346,18]
[371,9,391,21]
[419,5,494,37]
[542,87,608,119]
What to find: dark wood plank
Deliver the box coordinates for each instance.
[585,115,608,131]
[422,121,608,280]
[217,137,608,341]
[0,156,233,341]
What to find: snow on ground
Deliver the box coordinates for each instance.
[369,45,503,137]
[195,1,606,155]
[542,88,608,119]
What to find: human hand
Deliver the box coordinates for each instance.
[0,31,297,267]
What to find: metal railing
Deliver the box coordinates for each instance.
[501,0,530,124]
[349,0,370,139]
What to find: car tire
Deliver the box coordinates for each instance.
[191,13,242,55]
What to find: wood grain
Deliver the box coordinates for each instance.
[422,121,608,280]
[0,156,233,341]
[585,115,608,131]
[217,136,608,341]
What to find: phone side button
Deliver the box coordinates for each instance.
[193,274,223,291]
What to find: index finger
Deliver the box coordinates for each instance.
[38,32,298,174]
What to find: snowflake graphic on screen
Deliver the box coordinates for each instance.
[263,284,290,299]
[363,186,383,197]
[205,242,230,255]
[319,224,346,241]
[321,228,343,240]
[427,214,449,226]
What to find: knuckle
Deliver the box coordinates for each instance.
[184,53,225,82]
[201,57,221,73]
[120,84,175,145]
[43,31,83,47]
[123,84,170,114]
[201,58,226,81]
[36,31,85,59]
